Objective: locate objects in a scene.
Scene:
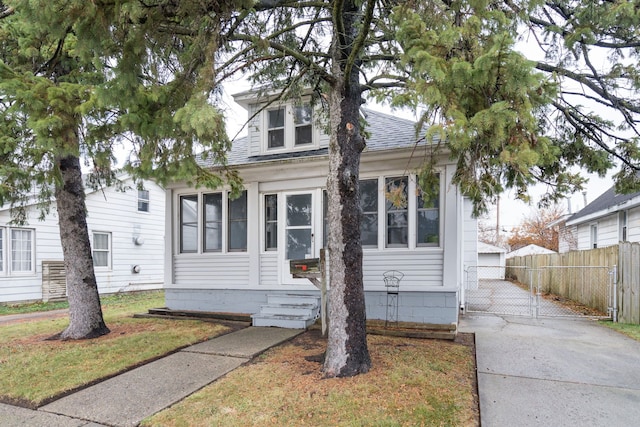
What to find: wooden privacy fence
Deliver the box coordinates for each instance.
[506,246,619,320]
[618,242,640,324]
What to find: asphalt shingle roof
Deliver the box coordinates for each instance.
[197,108,425,169]
[569,185,640,222]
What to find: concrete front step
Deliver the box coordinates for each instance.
[259,303,317,317]
[251,313,316,329]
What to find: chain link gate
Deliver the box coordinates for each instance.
[462,265,616,320]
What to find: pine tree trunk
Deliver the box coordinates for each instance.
[323,6,371,374]
[56,153,110,340]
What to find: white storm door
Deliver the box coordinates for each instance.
[282,191,316,284]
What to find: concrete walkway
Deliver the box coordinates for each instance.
[460,313,640,427]
[1,327,302,427]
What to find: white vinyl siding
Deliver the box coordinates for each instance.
[363,251,444,290]
[0,228,3,273]
[259,252,279,286]
[173,254,250,287]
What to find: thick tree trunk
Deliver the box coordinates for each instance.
[56,153,110,340]
[323,25,371,375]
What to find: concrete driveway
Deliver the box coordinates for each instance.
[460,314,640,426]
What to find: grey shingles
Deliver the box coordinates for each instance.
[569,185,640,222]
[197,108,425,168]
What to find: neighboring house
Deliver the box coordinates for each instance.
[548,213,576,253]
[564,186,640,251]
[163,90,478,327]
[507,244,556,258]
[0,178,165,303]
[476,241,507,279]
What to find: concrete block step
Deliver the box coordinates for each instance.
[266,294,320,306]
[259,303,318,317]
[251,313,315,329]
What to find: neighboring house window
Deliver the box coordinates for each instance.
[385,177,409,247]
[267,107,286,149]
[92,232,111,268]
[620,211,628,242]
[360,179,378,247]
[204,193,223,252]
[228,192,248,251]
[11,229,34,272]
[265,194,278,251]
[180,195,198,253]
[590,224,598,249]
[417,175,440,246]
[138,189,150,212]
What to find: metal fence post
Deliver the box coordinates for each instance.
[612,265,618,323]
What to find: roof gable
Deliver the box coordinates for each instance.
[567,185,640,225]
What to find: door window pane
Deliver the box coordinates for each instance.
[268,108,285,148]
[11,229,32,272]
[180,195,198,253]
[265,194,278,251]
[385,177,408,247]
[360,179,378,247]
[228,191,247,251]
[204,193,222,252]
[287,229,312,260]
[287,194,312,226]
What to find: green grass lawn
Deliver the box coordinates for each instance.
[601,320,640,342]
[143,331,479,427]
[0,291,231,407]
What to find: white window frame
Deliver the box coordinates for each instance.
[138,189,150,213]
[261,101,319,154]
[619,210,628,242]
[590,223,598,249]
[176,190,248,255]
[8,228,36,275]
[92,231,112,270]
[0,227,5,275]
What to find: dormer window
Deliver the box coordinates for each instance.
[263,102,316,152]
[294,105,312,146]
[267,107,285,148]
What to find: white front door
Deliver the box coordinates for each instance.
[281,191,321,284]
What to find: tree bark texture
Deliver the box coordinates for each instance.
[323,2,371,376]
[56,149,110,340]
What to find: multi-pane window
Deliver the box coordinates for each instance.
[417,175,440,246]
[267,107,285,149]
[179,191,248,254]
[92,232,111,268]
[265,194,278,251]
[204,193,222,252]
[228,192,248,251]
[180,195,198,253]
[11,229,33,272]
[294,105,312,146]
[138,189,150,212]
[360,179,378,247]
[385,177,408,247]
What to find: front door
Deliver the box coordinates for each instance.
[281,191,319,284]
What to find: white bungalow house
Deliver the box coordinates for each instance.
[0,178,165,303]
[162,90,478,327]
[563,186,640,251]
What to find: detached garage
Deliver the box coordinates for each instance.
[477,241,507,279]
